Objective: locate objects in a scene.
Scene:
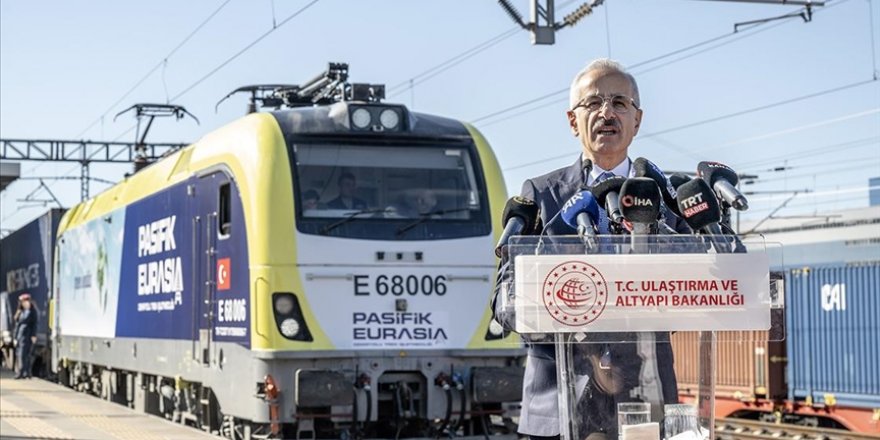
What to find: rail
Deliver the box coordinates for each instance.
[716,417,880,440]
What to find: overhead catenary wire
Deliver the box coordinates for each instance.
[745,153,880,174]
[734,135,880,170]
[742,160,880,184]
[16,0,233,186]
[480,0,859,128]
[32,1,322,216]
[472,1,820,126]
[639,78,876,138]
[697,107,880,153]
[169,0,322,102]
[387,27,521,98]
[743,193,875,215]
[388,0,583,98]
[747,183,880,203]
[72,0,234,140]
[502,91,880,171]
[485,0,861,171]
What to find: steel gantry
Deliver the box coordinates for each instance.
[0,138,187,200]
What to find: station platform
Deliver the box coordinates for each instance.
[0,369,216,440]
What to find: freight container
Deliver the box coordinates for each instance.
[672,272,787,406]
[786,263,880,409]
[0,208,65,376]
[672,329,786,403]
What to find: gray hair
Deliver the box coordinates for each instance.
[569,58,640,109]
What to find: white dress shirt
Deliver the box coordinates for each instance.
[584,156,633,186]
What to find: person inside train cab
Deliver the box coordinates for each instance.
[493,58,689,440]
[302,189,321,211]
[415,189,439,215]
[13,293,38,379]
[327,172,368,210]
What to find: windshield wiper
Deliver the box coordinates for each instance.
[319,208,391,235]
[396,207,475,237]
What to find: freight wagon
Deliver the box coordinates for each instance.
[0,208,65,375]
[673,262,880,434]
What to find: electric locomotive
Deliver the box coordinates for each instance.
[52,63,523,439]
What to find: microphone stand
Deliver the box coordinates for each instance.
[629,221,665,425]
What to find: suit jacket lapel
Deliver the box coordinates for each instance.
[550,156,584,209]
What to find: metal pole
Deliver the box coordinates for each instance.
[80,161,89,201]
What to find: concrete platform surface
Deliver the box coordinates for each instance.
[0,369,216,440]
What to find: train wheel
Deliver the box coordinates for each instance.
[57,362,70,387]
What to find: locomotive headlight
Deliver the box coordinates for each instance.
[280,318,301,338]
[488,320,504,336]
[351,108,371,129]
[379,108,400,129]
[274,295,294,315]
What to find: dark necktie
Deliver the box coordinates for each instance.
[593,172,614,234]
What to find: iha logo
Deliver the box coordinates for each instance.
[542,261,607,326]
[217,258,231,290]
[621,195,653,207]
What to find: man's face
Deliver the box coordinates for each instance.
[339,177,356,197]
[416,191,437,214]
[567,70,642,160]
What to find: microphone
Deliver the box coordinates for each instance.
[697,161,748,211]
[591,175,628,225]
[494,196,539,257]
[560,191,601,248]
[581,158,593,188]
[619,178,662,235]
[632,157,680,216]
[668,173,692,191]
[675,178,731,253]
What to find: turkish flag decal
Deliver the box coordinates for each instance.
[217,258,231,290]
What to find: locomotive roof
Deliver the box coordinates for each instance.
[270,102,472,140]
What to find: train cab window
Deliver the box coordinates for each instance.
[291,143,490,240]
[219,182,231,237]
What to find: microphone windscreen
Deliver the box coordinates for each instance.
[633,157,680,216]
[590,175,627,206]
[669,173,692,191]
[560,191,600,229]
[502,196,539,234]
[697,161,739,187]
[619,177,662,223]
[675,178,721,230]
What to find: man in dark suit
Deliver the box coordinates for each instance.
[494,59,689,439]
[327,172,368,210]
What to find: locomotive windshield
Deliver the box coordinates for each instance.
[291,143,491,240]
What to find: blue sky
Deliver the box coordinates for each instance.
[2,0,878,232]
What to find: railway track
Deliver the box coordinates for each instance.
[716,418,880,440]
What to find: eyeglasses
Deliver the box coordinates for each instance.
[572,94,640,114]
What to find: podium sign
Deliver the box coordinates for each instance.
[513,253,771,334]
[498,236,781,440]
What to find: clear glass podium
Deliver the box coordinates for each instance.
[495,235,783,440]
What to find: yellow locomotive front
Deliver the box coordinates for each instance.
[52,64,524,439]
[248,79,524,438]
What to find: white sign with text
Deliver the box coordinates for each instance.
[513,253,771,333]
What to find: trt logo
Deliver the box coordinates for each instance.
[679,193,704,209]
[821,283,846,311]
[217,258,231,290]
